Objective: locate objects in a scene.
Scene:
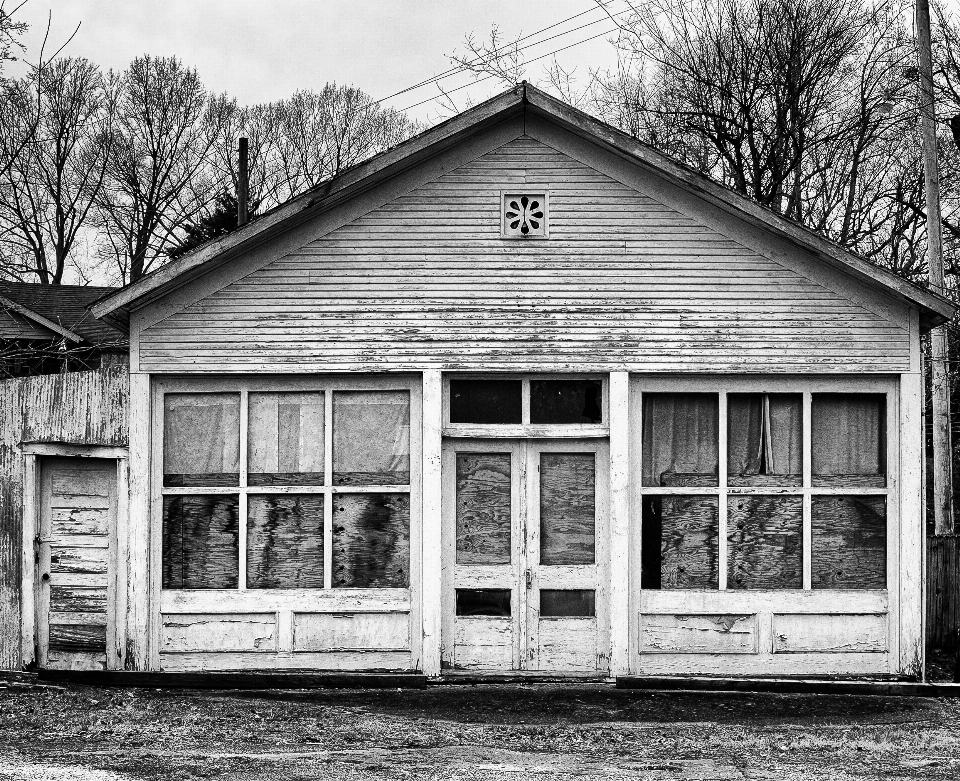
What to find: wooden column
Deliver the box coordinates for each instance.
[608,373,631,676]
[420,370,443,676]
[899,371,925,678]
[124,372,152,670]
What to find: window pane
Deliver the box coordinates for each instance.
[540,453,595,565]
[333,391,410,486]
[642,394,718,487]
[248,392,324,485]
[456,453,511,564]
[812,394,886,487]
[727,496,802,589]
[456,589,511,616]
[540,590,595,617]
[332,493,410,587]
[162,495,238,589]
[727,394,802,487]
[812,496,886,589]
[449,380,522,424]
[163,394,239,487]
[247,495,324,589]
[642,496,719,589]
[530,380,602,424]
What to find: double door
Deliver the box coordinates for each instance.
[441,439,608,673]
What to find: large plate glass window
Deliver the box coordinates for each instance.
[160,381,413,591]
[639,388,888,592]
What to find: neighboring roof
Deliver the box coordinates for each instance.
[90,83,956,332]
[0,282,127,346]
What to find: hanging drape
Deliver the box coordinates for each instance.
[727,394,802,485]
[642,393,719,486]
[812,394,885,486]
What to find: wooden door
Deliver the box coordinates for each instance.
[441,440,608,673]
[36,457,116,670]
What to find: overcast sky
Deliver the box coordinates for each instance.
[10,0,623,122]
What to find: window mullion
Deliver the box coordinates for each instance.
[802,392,812,590]
[324,390,334,590]
[718,391,728,590]
[239,389,249,590]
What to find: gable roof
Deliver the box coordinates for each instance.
[0,282,127,346]
[90,83,955,332]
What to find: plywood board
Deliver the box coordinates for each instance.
[247,495,324,589]
[332,493,410,587]
[455,453,512,564]
[727,496,802,589]
[539,453,596,565]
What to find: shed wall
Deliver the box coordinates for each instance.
[138,136,911,374]
[0,367,128,668]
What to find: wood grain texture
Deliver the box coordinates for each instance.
[162,495,239,590]
[49,586,107,613]
[332,493,410,588]
[647,496,719,589]
[332,391,410,486]
[454,618,513,670]
[48,623,107,652]
[0,367,127,669]
[772,613,887,653]
[162,393,239,487]
[640,614,757,654]
[456,453,511,564]
[536,619,597,671]
[726,496,803,589]
[248,391,324,484]
[138,137,911,373]
[161,613,277,653]
[811,496,886,589]
[539,453,596,565]
[246,495,324,589]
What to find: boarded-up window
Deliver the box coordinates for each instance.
[642,495,719,589]
[540,453,596,565]
[812,496,886,589]
[247,495,324,588]
[248,392,324,485]
[333,391,410,485]
[727,394,802,487]
[642,394,718,487]
[530,380,602,424]
[727,496,802,589]
[163,394,239,486]
[449,379,522,424]
[162,495,239,589]
[812,394,885,487]
[332,493,410,587]
[456,453,511,564]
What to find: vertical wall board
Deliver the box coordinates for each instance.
[899,372,923,676]
[421,371,443,675]
[0,367,128,670]
[127,372,151,669]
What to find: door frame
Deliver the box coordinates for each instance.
[20,443,128,669]
[440,437,610,673]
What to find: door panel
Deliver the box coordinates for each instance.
[37,457,116,670]
[442,439,608,673]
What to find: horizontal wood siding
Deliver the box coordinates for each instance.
[140,137,909,373]
[0,367,128,669]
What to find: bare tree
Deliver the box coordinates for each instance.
[0,58,114,284]
[95,55,224,282]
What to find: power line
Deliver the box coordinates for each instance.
[396,26,621,115]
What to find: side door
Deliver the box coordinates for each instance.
[36,457,117,670]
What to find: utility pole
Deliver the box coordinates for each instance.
[917,0,954,534]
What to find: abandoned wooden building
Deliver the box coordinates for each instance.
[3,83,955,680]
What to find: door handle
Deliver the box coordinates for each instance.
[525,568,533,589]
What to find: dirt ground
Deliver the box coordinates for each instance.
[0,681,958,781]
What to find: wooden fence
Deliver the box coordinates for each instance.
[928,534,960,651]
[0,367,128,669]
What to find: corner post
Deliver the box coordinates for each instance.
[125,371,152,670]
[899,370,924,678]
[608,372,630,676]
[421,370,443,676]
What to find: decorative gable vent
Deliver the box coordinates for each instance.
[502,193,548,238]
